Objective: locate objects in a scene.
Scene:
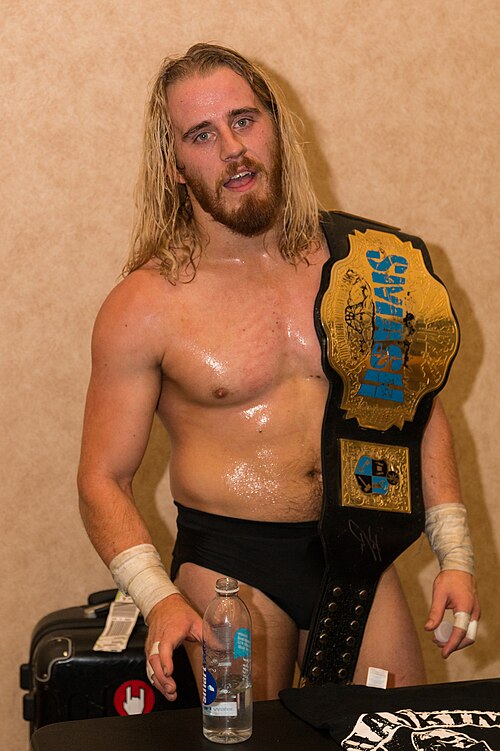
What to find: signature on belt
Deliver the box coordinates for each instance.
[348,520,382,562]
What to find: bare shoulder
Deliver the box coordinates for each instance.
[97,264,169,319]
[92,265,175,365]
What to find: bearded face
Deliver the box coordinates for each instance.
[181,139,283,237]
[168,67,285,239]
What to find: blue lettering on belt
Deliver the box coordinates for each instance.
[357,249,408,404]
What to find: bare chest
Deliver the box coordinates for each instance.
[162,259,326,406]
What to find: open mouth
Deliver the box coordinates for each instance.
[223,170,257,191]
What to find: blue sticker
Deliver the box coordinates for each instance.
[234,628,251,658]
[203,667,217,705]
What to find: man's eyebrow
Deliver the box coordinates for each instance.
[181,107,262,141]
[229,106,261,119]
[182,120,212,141]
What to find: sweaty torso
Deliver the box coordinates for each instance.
[150,240,330,522]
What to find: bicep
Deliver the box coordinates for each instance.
[79,303,163,489]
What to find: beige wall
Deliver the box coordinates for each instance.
[2,1,498,747]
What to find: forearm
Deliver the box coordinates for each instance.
[421,398,462,509]
[420,399,475,575]
[78,473,153,565]
[78,474,181,619]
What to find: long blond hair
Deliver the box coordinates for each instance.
[124,43,320,282]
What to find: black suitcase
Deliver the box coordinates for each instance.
[20,589,200,736]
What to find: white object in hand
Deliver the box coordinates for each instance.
[434,619,453,643]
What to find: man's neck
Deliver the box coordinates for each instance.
[193,210,282,265]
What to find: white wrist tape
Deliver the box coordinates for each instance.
[425,503,475,575]
[109,543,180,621]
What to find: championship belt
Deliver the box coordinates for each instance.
[301,211,460,686]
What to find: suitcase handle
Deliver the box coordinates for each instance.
[83,601,114,618]
[84,589,119,618]
[87,589,119,606]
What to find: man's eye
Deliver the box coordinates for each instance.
[235,118,250,128]
[194,132,211,143]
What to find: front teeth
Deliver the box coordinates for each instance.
[230,171,252,181]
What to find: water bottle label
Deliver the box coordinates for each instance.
[202,667,218,705]
[234,627,251,658]
[203,701,238,717]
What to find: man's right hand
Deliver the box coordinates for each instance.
[145,593,202,701]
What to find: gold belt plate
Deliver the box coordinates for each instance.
[340,438,411,513]
[320,229,459,430]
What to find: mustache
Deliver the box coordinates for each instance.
[216,156,268,191]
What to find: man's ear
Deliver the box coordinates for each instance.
[176,164,187,185]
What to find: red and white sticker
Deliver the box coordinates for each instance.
[113,679,155,716]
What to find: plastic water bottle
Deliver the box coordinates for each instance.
[202,577,252,744]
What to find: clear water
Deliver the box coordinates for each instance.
[203,683,252,744]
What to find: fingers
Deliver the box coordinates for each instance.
[425,571,480,658]
[432,611,480,657]
[144,595,203,701]
[424,592,446,633]
[436,625,475,657]
[439,624,470,658]
[466,618,478,641]
[147,641,178,701]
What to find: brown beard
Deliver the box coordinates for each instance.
[182,144,283,237]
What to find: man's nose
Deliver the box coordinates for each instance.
[219,128,246,161]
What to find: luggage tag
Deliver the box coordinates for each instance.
[93,591,140,652]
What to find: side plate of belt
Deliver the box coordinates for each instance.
[301,211,460,686]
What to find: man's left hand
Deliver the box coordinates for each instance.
[424,570,480,658]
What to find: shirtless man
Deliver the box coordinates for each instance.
[77,43,479,702]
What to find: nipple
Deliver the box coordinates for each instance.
[213,387,229,399]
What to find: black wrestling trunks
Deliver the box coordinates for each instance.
[171,502,325,630]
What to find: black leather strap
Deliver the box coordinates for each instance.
[301,212,459,685]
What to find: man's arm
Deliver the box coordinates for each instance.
[77,278,202,699]
[421,398,480,657]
